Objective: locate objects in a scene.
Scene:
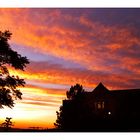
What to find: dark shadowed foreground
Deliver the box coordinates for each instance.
[55,83,140,132]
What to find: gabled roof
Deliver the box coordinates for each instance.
[92,82,109,95]
[110,89,140,98]
[111,89,140,94]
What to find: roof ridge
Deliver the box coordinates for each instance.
[111,88,140,92]
[92,82,109,93]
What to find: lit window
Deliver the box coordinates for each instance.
[97,103,102,109]
[102,102,104,109]
[95,101,105,110]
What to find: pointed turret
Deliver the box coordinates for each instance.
[92,82,109,95]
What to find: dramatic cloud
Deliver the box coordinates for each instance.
[0,8,140,128]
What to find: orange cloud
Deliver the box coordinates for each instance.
[0,9,140,129]
[8,60,139,91]
[0,8,139,77]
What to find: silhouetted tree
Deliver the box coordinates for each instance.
[54,84,85,130]
[66,83,85,100]
[1,117,14,131]
[0,30,29,108]
[54,106,64,129]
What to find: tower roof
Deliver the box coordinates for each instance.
[92,82,109,95]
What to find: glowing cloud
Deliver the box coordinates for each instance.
[0,8,140,129]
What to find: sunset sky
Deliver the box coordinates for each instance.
[0,8,140,129]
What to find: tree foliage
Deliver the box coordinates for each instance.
[1,117,14,131]
[54,83,85,129]
[0,30,29,108]
[54,106,64,129]
[66,83,85,100]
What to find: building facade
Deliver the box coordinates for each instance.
[62,83,140,131]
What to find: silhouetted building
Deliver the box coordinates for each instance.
[62,83,140,131]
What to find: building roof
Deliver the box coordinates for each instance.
[64,83,140,101]
[92,82,109,95]
[90,83,140,99]
[110,89,140,99]
[111,89,140,94]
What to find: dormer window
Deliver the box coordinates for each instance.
[95,101,104,110]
